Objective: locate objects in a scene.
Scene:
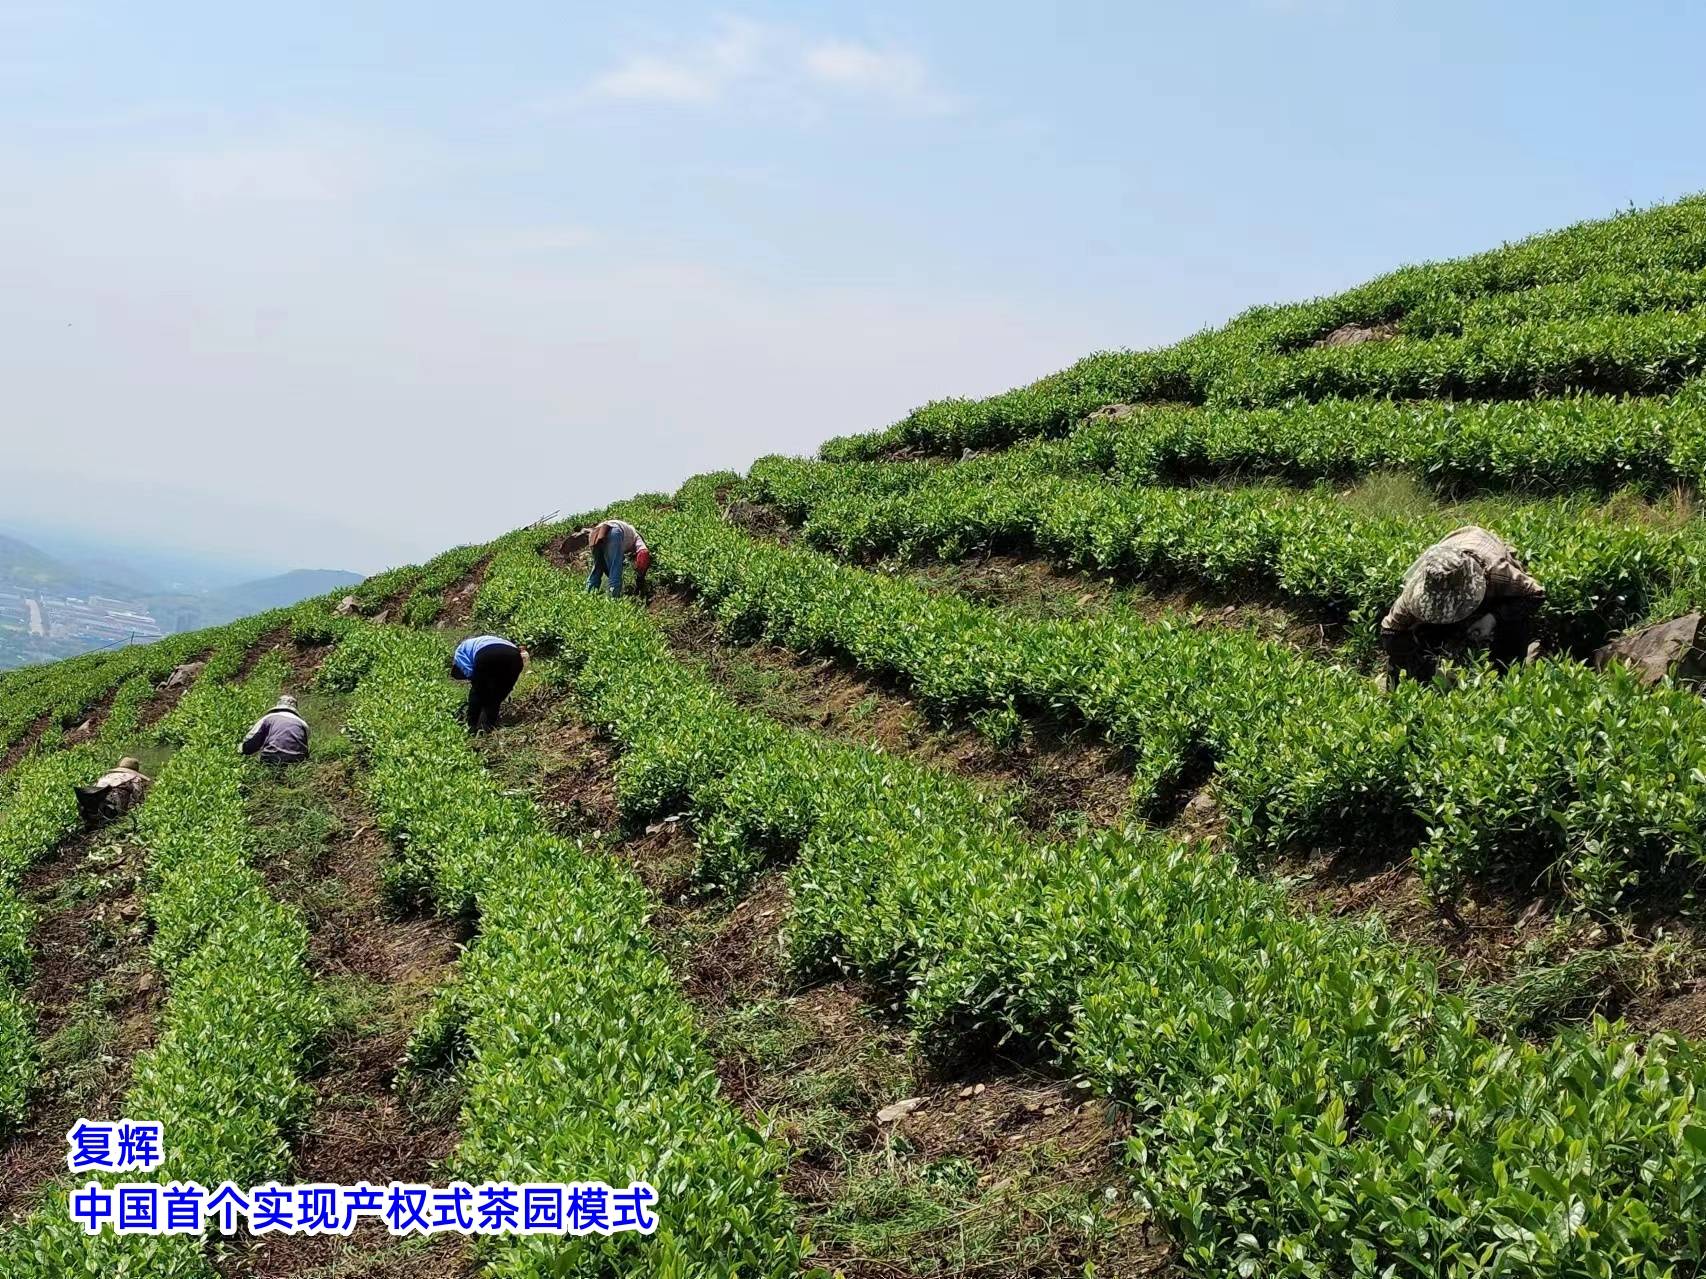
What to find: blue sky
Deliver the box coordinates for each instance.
[4,3,1704,571]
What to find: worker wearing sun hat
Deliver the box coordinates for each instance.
[240,693,311,763]
[1380,526,1546,685]
[75,755,153,827]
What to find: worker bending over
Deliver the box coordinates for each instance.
[451,634,528,732]
[241,694,311,764]
[75,756,152,827]
[585,519,647,598]
[1380,525,1545,685]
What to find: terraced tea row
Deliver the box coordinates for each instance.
[824,198,1706,460]
[0,602,308,778]
[397,544,490,627]
[629,492,1706,913]
[1077,390,1706,494]
[480,538,1706,1279]
[744,452,1705,649]
[4,653,320,1278]
[1221,307,1706,408]
[6,192,1706,1278]
[0,674,157,1132]
[0,651,123,758]
[832,313,1706,460]
[320,621,802,1279]
[0,610,287,1153]
[1399,264,1706,339]
[0,636,199,766]
[1253,195,1706,351]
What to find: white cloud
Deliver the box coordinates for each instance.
[803,41,955,111]
[587,56,720,103]
[586,18,767,104]
[580,19,954,115]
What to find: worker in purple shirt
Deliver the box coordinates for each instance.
[241,694,311,764]
[451,634,528,733]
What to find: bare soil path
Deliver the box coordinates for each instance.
[216,644,473,1279]
[648,586,1133,835]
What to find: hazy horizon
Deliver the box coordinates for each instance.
[0,519,351,592]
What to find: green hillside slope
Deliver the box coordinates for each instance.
[822,193,1706,460]
[4,194,1706,1279]
[0,536,75,588]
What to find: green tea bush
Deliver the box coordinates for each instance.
[746,453,1704,651]
[3,657,321,1278]
[1402,265,1706,339]
[0,607,282,772]
[1,643,177,765]
[821,196,1706,460]
[0,741,98,1130]
[1212,308,1706,409]
[1080,393,1695,493]
[0,665,210,1133]
[397,542,488,628]
[326,624,803,1278]
[347,561,426,614]
[480,542,1706,1279]
[627,501,1706,913]
[0,649,124,756]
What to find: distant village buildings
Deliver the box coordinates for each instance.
[37,593,165,644]
[0,589,29,634]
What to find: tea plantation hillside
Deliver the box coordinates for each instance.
[2,196,1705,1278]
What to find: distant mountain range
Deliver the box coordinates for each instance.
[0,533,125,591]
[0,533,361,669]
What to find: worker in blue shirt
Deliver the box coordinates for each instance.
[451,634,528,732]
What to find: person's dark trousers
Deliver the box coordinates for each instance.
[1487,597,1541,672]
[1380,625,1439,685]
[586,530,625,597]
[1381,600,1542,685]
[467,642,524,732]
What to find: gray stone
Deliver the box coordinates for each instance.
[1594,614,1706,687]
[876,1097,925,1124]
[1085,402,1141,425]
[162,660,205,689]
[1314,320,1400,348]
